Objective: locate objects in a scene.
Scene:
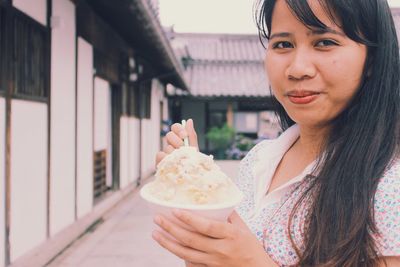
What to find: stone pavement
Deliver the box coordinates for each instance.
[47,160,240,267]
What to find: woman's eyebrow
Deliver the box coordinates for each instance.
[270,28,344,40]
[269,32,292,40]
[309,28,345,36]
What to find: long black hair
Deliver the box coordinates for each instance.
[256,0,400,266]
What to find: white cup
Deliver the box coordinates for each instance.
[140,182,243,239]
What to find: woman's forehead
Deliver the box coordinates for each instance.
[271,0,341,31]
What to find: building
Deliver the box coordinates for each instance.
[392,8,400,38]
[167,32,280,153]
[0,0,187,266]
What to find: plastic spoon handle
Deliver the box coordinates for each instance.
[181,120,189,146]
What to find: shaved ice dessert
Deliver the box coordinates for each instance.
[140,146,243,220]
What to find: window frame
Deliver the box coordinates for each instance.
[1,5,50,102]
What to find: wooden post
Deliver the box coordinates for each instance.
[3,4,12,265]
[227,102,233,127]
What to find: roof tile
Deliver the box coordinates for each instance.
[171,33,270,97]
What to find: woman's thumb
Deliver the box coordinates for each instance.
[228,211,247,228]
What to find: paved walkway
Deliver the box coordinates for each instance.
[47,160,240,267]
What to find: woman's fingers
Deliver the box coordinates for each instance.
[172,210,232,239]
[156,118,199,166]
[152,229,209,264]
[185,261,207,267]
[154,215,211,252]
[171,119,199,149]
[165,131,184,148]
[228,211,248,228]
[171,123,187,139]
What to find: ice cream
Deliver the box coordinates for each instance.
[146,146,241,205]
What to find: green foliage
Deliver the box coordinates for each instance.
[235,134,255,151]
[206,123,235,151]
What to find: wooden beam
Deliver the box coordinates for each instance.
[227,102,234,127]
[46,0,52,239]
[3,5,12,265]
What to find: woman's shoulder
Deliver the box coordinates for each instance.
[373,157,400,256]
[236,139,274,182]
[244,138,276,159]
[241,126,299,163]
[377,157,400,191]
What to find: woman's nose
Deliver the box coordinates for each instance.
[285,50,317,80]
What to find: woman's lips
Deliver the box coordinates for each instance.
[286,90,320,104]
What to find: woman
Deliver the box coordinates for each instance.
[153,0,400,266]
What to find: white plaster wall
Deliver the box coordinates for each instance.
[10,100,47,261]
[119,116,129,188]
[0,98,5,267]
[13,0,47,26]
[50,0,76,235]
[94,77,112,187]
[128,118,140,185]
[76,38,93,218]
[141,80,164,179]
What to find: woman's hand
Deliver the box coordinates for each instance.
[156,119,198,165]
[152,210,278,267]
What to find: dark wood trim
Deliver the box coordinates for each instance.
[4,52,11,267]
[46,0,52,239]
[137,117,142,186]
[12,4,48,29]
[3,4,12,265]
[11,94,48,103]
[111,84,121,190]
[159,100,164,151]
[76,1,131,73]
[91,74,95,202]
[85,0,188,90]
[205,102,210,152]
[93,149,107,202]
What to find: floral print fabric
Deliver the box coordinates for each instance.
[234,126,400,266]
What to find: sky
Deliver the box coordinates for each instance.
[159,0,400,34]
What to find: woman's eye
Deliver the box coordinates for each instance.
[272,41,293,49]
[315,39,338,47]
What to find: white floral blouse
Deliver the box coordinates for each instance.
[234,125,400,266]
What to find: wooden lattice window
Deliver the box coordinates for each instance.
[93,150,108,201]
[11,8,49,99]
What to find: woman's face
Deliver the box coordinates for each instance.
[265,0,367,128]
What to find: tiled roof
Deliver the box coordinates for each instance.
[186,62,268,97]
[171,33,270,98]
